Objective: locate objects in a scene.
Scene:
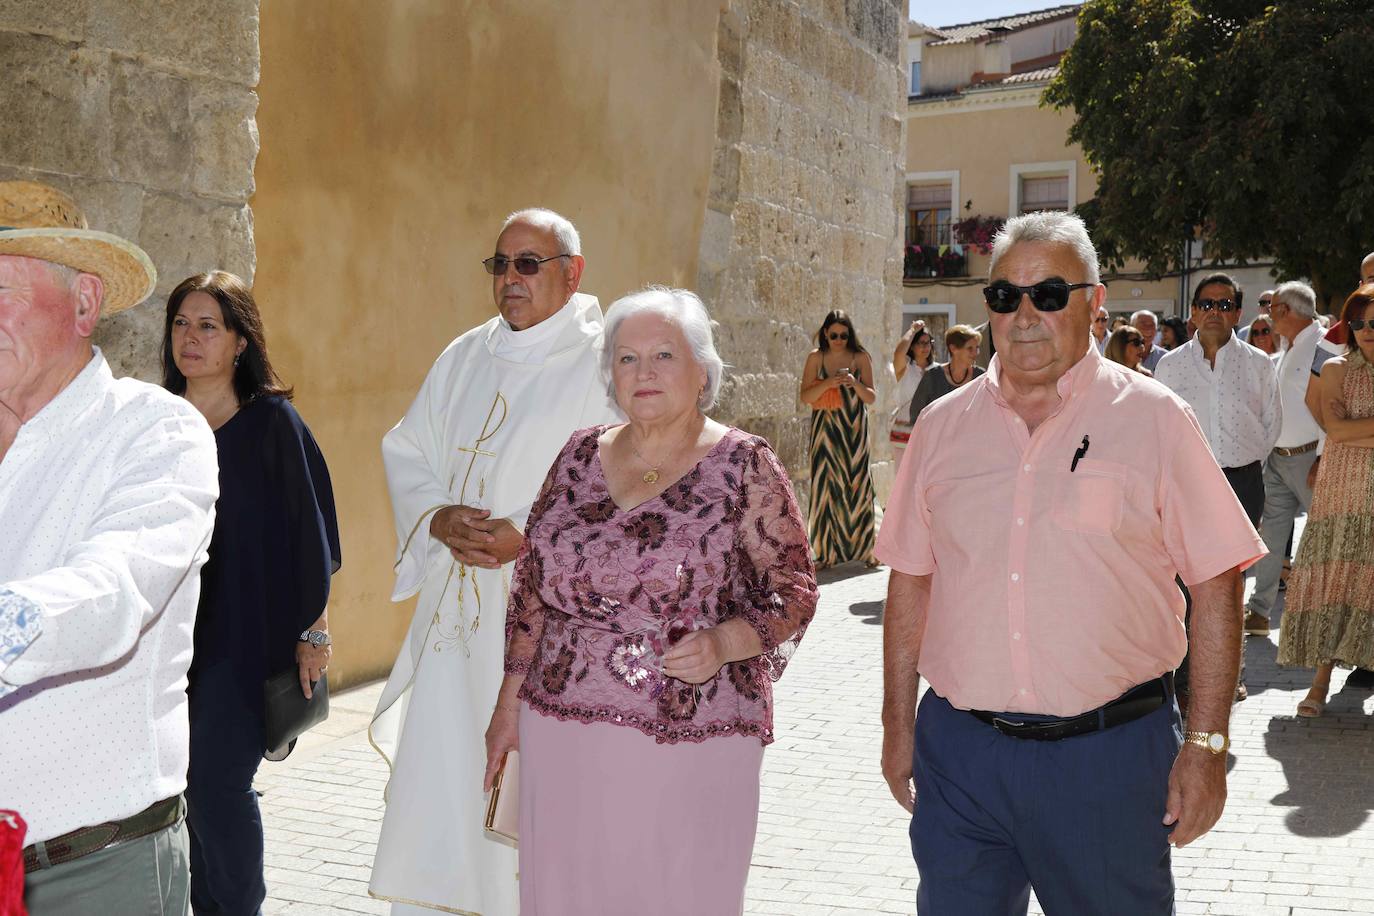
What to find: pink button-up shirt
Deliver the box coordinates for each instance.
[876,345,1265,717]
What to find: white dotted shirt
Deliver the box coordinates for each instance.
[1154,334,1283,468]
[0,349,218,844]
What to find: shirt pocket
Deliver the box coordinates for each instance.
[1050,459,1128,536]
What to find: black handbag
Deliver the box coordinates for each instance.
[262,669,329,761]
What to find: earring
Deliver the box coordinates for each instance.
[234,354,241,368]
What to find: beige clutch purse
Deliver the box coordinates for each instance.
[484,751,519,847]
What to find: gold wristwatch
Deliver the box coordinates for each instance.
[1183,730,1229,755]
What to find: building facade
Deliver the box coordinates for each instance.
[900,5,1275,355]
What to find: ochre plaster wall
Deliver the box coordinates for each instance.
[252,1,723,688]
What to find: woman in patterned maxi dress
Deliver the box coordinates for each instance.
[799,310,877,568]
[1279,285,1374,716]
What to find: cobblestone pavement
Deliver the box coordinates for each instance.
[259,563,1374,915]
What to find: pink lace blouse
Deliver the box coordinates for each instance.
[505,426,818,745]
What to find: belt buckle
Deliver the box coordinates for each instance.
[991,716,1034,735]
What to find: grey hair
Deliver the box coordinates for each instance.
[502,208,581,256]
[602,286,725,411]
[987,211,1100,285]
[1130,309,1158,325]
[1273,280,1316,319]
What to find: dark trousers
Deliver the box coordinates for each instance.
[186,664,267,916]
[911,690,1181,915]
[1176,460,1264,692]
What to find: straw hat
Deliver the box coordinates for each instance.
[0,181,157,314]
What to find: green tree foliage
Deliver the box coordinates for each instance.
[1045,0,1374,309]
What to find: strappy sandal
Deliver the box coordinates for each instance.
[1296,696,1325,717]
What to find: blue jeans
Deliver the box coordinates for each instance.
[910,690,1181,915]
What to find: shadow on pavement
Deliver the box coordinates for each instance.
[849,600,884,625]
[1262,691,1374,838]
[817,562,886,587]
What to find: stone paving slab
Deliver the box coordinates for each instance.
[258,564,1374,914]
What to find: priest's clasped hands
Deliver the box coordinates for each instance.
[430,504,523,569]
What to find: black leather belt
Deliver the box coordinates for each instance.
[22,795,183,873]
[968,674,1172,741]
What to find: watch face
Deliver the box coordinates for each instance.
[1207,733,1226,752]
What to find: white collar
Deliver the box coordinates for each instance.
[491,296,579,362]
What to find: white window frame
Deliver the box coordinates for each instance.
[910,60,921,95]
[905,170,960,248]
[1009,161,1077,215]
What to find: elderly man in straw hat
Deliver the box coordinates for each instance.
[0,181,219,913]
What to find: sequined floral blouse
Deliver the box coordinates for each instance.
[505,425,819,745]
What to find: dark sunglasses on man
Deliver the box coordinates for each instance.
[481,253,570,276]
[983,279,1095,313]
[1194,298,1239,312]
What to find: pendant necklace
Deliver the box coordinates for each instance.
[629,421,700,485]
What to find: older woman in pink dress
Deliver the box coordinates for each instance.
[484,287,818,915]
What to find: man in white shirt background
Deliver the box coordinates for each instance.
[0,181,219,913]
[1244,281,1322,637]
[1091,305,1110,353]
[1131,308,1170,372]
[1155,272,1281,703]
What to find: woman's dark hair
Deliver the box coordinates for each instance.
[1338,283,1374,354]
[817,310,866,354]
[162,270,293,403]
[906,328,932,365]
[1160,316,1189,349]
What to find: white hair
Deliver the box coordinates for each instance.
[1131,309,1158,325]
[502,207,582,256]
[1273,280,1316,319]
[602,286,725,411]
[987,211,1100,285]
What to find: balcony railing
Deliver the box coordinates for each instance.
[903,243,967,280]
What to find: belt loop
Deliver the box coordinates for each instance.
[34,840,52,870]
[1097,708,1106,731]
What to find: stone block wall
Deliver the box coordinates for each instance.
[699,0,908,507]
[0,1,260,380]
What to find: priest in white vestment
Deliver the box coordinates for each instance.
[369,209,621,915]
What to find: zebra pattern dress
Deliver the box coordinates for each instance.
[808,363,876,567]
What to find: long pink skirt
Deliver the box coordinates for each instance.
[517,703,764,915]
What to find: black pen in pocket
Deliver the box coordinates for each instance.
[1071,435,1090,472]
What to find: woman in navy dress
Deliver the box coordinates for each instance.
[162,270,341,915]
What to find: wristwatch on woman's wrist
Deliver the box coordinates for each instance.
[299,628,331,648]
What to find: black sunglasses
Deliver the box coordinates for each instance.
[827,331,850,341]
[481,253,570,276]
[1251,327,1272,337]
[1349,318,1373,331]
[1195,298,1238,312]
[983,279,1095,313]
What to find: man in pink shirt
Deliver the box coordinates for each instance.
[877,211,1265,914]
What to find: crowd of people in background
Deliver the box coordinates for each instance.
[3,170,1370,916]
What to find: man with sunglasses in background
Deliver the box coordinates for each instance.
[1237,289,1274,343]
[370,208,619,916]
[879,211,1263,914]
[1155,273,1281,705]
[1091,304,1110,353]
[1244,281,1323,639]
[1131,308,1170,372]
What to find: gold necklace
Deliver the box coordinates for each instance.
[628,421,700,485]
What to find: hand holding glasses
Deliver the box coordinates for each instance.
[983,279,1095,313]
[481,253,571,276]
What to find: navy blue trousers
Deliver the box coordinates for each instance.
[911,689,1182,916]
[186,664,267,916]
